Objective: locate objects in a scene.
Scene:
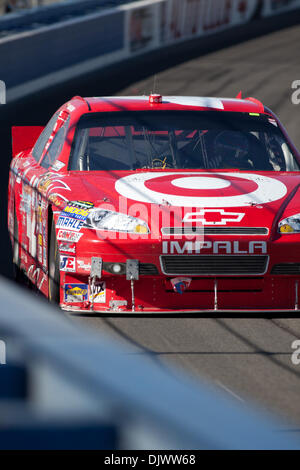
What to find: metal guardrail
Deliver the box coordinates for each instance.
[2,0,300,104]
[0,0,138,35]
[0,275,299,449]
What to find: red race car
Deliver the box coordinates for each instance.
[7,94,300,313]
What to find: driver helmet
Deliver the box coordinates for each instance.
[214,131,249,167]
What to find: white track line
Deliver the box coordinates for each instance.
[215,380,245,402]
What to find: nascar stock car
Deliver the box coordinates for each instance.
[7,94,300,312]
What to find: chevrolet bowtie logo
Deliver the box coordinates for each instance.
[183,209,245,225]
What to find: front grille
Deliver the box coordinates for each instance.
[271,264,300,275]
[161,227,268,235]
[139,263,159,275]
[160,255,269,275]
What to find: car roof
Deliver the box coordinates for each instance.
[64,95,266,116]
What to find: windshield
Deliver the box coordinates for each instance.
[69,111,299,172]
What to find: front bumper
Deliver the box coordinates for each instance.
[60,274,300,313]
[58,234,300,313]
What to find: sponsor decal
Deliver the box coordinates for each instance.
[268,118,278,126]
[70,201,94,209]
[57,230,83,242]
[170,277,192,294]
[77,259,91,271]
[61,205,90,221]
[38,244,43,264]
[164,97,224,109]
[58,242,76,254]
[64,283,88,303]
[183,209,245,225]
[60,255,76,272]
[57,201,94,231]
[21,186,31,215]
[49,193,69,208]
[38,233,43,246]
[57,215,84,231]
[38,173,71,194]
[67,104,75,112]
[38,173,52,193]
[28,265,46,289]
[43,247,47,269]
[115,172,287,208]
[90,281,106,304]
[52,161,65,172]
[162,240,267,254]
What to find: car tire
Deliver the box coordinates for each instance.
[48,217,60,304]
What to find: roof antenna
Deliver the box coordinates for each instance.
[152,75,157,94]
[236,91,242,99]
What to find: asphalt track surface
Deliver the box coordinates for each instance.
[2,13,300,432]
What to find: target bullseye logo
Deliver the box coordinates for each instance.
[115,172,287,207]
[171,176,231,190]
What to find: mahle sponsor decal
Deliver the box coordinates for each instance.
[57,215,84,231]
[162,240,267,254]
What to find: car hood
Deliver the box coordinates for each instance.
[48,170,300,235]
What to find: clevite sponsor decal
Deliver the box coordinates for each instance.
[60,255,76,272]
[64,283,88,302]
[115,172,287,207]
[162,241,267,254]
[57,230,83,242]
[90,281,106,303]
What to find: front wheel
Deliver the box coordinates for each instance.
[48,217,60,304]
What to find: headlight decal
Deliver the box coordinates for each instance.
[84,209,150,234]
[278,213,300,233]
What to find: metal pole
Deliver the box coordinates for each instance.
[131,279,135,312]
[214,279,218,311]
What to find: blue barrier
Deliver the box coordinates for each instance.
[0,276,299,449]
